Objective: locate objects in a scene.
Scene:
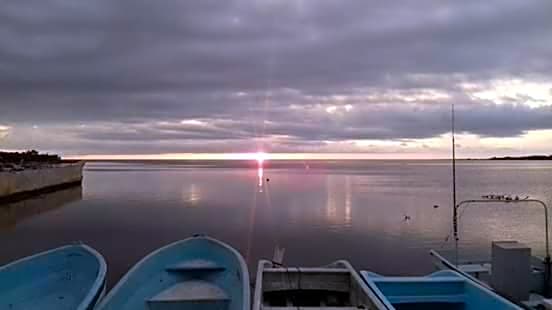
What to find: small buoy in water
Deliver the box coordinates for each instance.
[266,178,270,182]
[403,215,411,221]
[433,205,439,209]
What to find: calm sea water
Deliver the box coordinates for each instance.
[0,160,551,286]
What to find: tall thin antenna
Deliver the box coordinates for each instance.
[452,103,458,242]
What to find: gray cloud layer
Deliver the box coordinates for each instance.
[0,0,551,155]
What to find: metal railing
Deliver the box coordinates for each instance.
[453,196,551,296]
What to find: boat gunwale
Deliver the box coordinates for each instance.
[0,243,107,310]
[335,260,391,310]
[96,235,250,310]
[429,250,526,308]
[79,244,108,310]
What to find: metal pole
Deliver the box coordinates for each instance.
[451,103,459,264]
[544,202,550,259]
[541,200,551,296]
[452,103,457,215]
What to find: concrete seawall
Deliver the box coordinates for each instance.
[0,162,84,200]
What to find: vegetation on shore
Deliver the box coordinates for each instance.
[0,150,61,168]
[489,155,552,160]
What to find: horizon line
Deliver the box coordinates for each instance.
[63,152,485,161]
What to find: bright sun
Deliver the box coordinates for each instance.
[255,152,267,164]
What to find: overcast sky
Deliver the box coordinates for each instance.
[0,0,551,158]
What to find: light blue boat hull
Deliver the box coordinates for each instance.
[0,244,107,310]
[361,270,522,310]
[96,235,250,310]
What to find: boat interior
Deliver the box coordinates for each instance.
[255,260,386,310]
[0,245,104,309]
[361,270,521,310]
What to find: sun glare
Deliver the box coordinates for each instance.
[255,152,267,164]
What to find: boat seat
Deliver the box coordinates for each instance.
[165,259,225,272]
[147,281,230,310]
[385,294,466,304]
[458,263,490,274]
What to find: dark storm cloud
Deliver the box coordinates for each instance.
[70,101,552,144]
[0,0,551,154]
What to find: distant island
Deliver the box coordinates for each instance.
[489,155,552,160]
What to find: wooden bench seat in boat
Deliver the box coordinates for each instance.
[147,281,230,310]
[165,259,226,272]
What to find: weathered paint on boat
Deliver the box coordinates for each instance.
[0,244,107,310]
[361,270,523,310]
[96,235,249,310]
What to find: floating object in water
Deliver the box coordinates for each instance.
[403,214,411,221]
[433,205,439,209]
[266,178,270,182]
[361,270,522,309]
[96,235,250,310]
[254,260,388,310]
[271,246,285,265]
[0,244,107,310]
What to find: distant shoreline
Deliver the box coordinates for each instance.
[488,155,552,160]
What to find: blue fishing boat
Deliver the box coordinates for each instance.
[361,270,523,310]
[0,244,107,310]
[96,235,250,310]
